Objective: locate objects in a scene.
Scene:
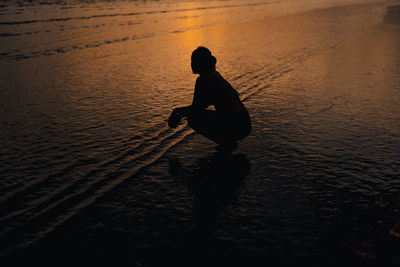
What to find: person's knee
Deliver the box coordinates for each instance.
[188,112,208,133]
[187,114,198,129]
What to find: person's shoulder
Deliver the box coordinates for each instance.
[195,76,204,88]
[195,75,204,83]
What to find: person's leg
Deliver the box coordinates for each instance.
[233,111,252,141]
[188,110,229,144]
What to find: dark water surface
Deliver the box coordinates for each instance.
[1,0,400,265]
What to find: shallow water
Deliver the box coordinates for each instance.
[1,0,400,264]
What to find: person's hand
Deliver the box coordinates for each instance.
[168,108,183,128]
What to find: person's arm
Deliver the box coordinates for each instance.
[173,77,209,116]
[168,77,209,128]
[191,76,210,113]
[167,85,196,128]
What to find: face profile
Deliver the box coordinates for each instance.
[191,60,199,74]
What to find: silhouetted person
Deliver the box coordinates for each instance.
[168,46,251,151]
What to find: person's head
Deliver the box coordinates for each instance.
[191,46,217,74]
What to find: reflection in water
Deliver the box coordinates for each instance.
[170,153,250,234]
[166,152,251,266]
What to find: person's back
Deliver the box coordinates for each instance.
[206,71,247,115]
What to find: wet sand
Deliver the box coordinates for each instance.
[1,0,400,265]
